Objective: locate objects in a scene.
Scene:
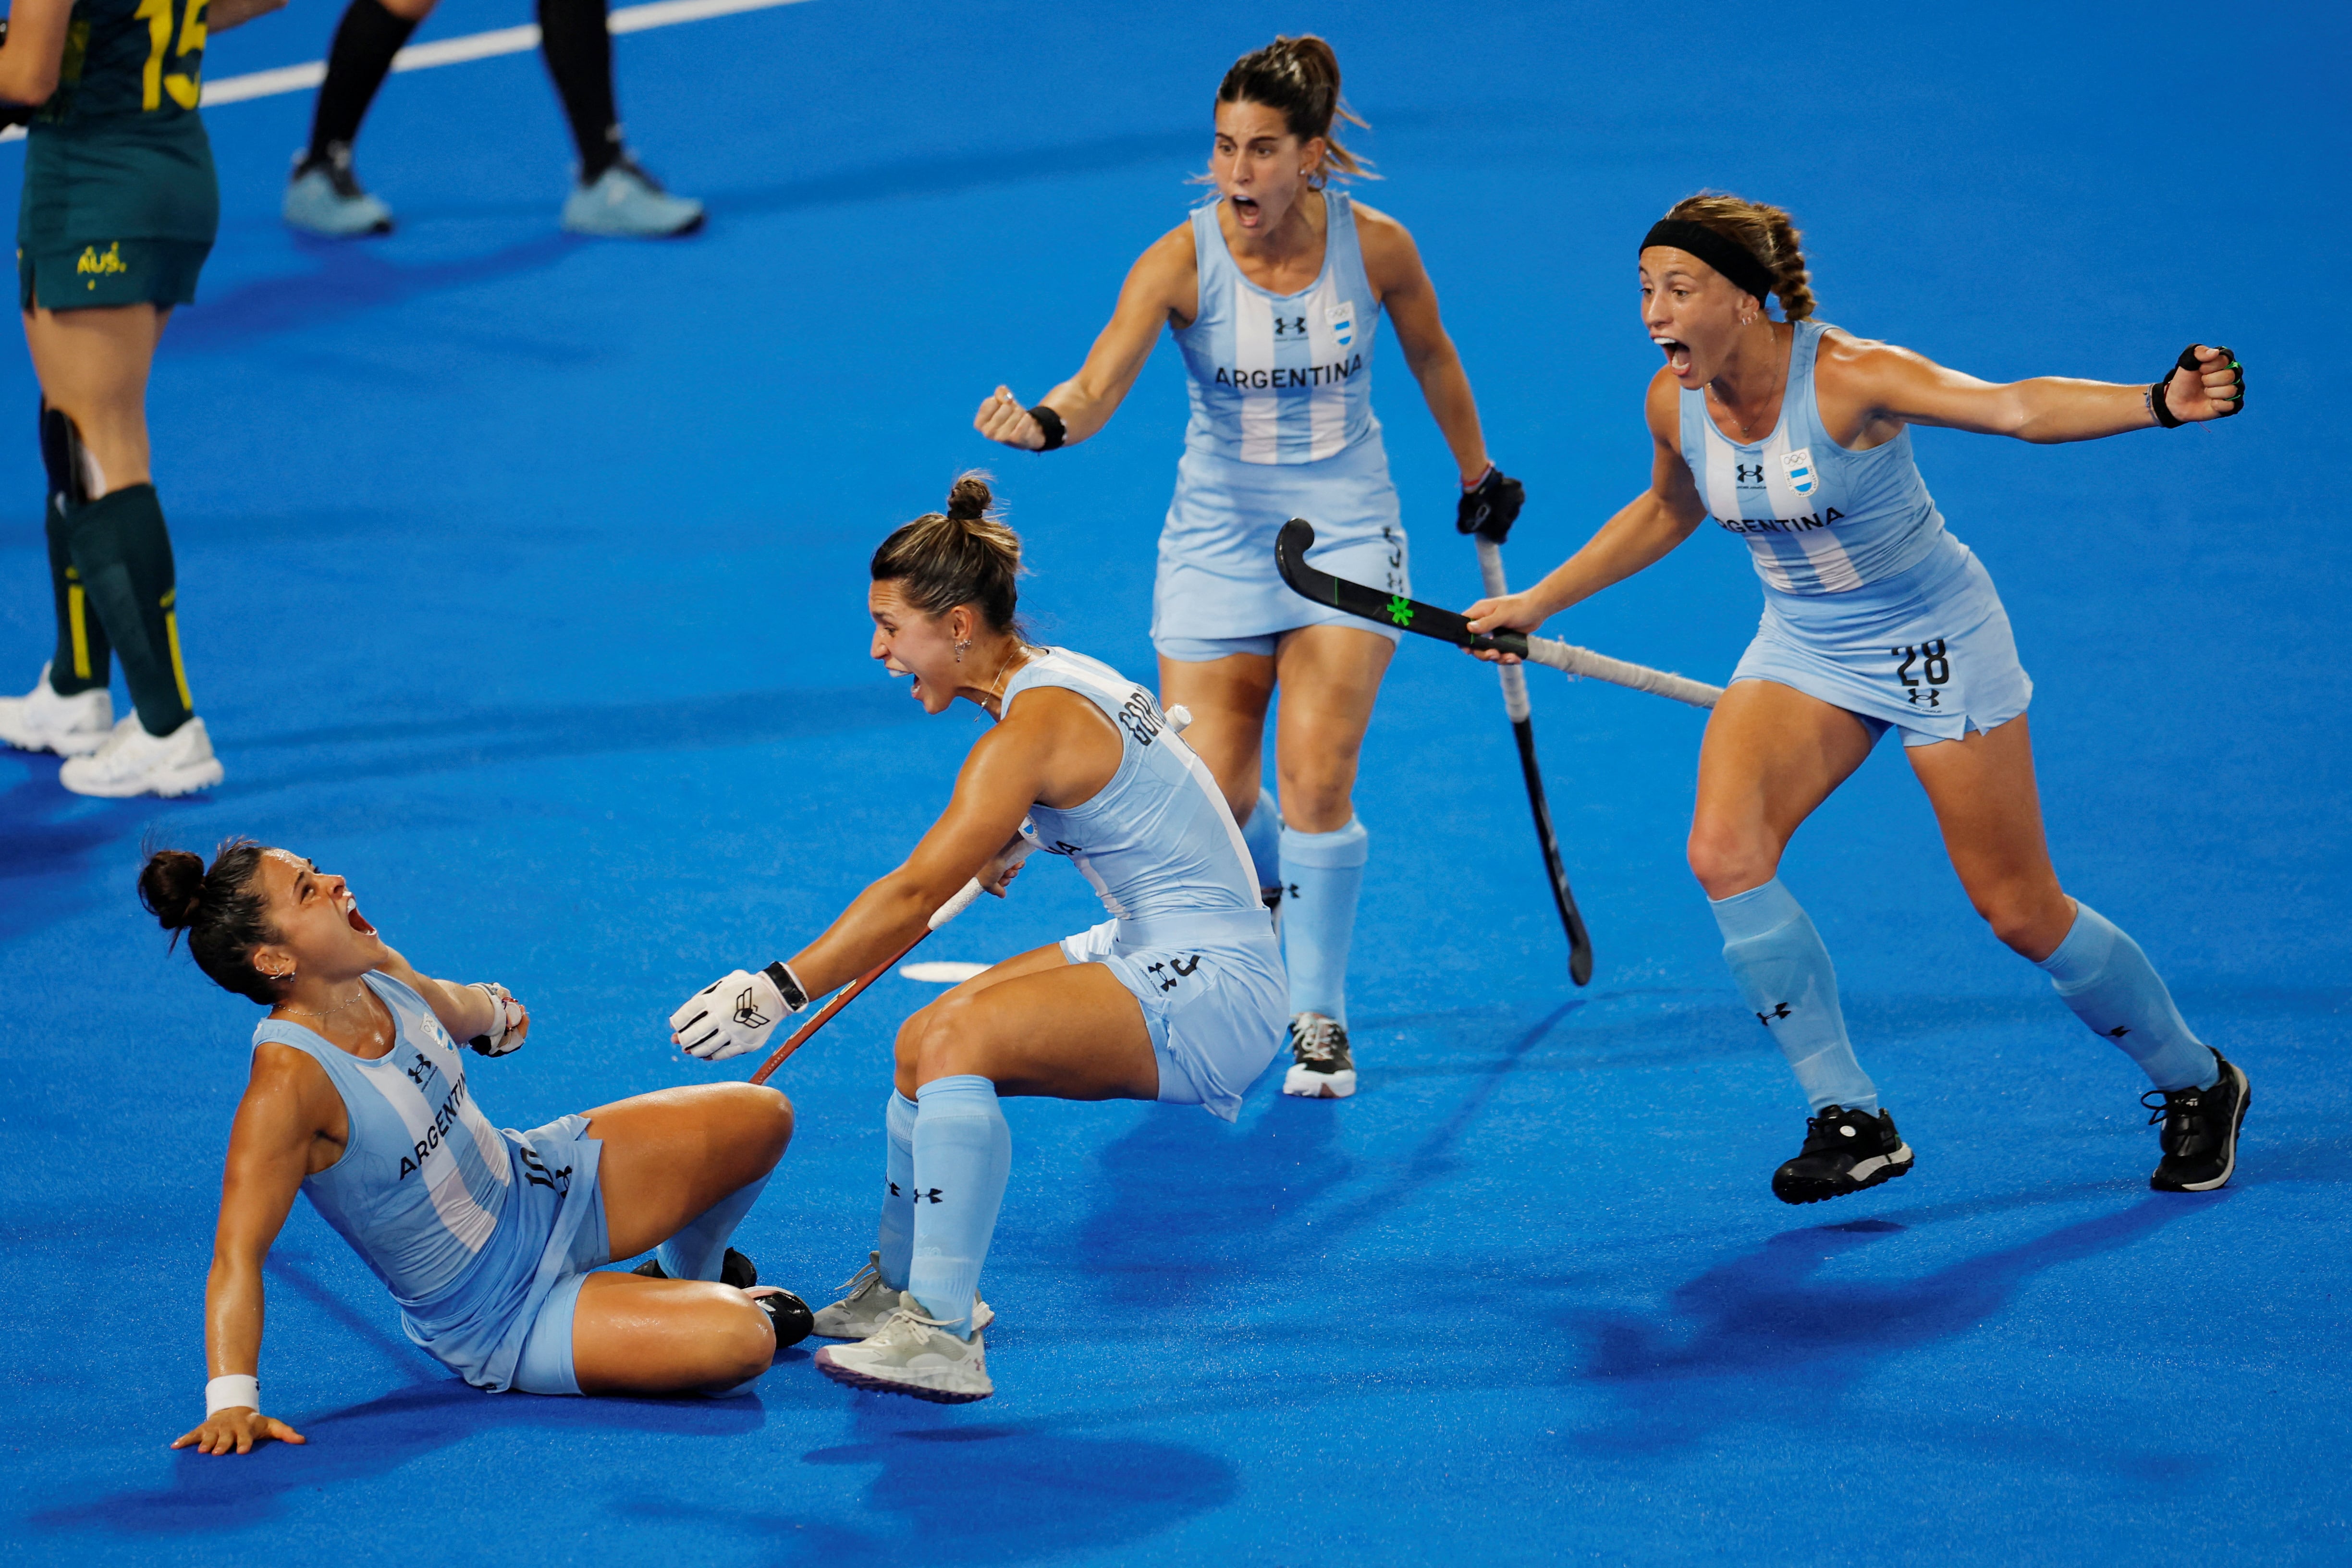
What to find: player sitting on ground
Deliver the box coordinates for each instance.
[146,839,810,1457]
[673,474,1286,1403]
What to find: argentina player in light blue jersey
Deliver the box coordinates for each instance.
[972,36,1523,1102]
[672,476,1284,1402]
[1470,193,2249,1205]
[142,841,808,1457]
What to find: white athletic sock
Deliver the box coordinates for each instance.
[1281,816,1368,1027]
[877,1089,918,1290]
[656,1166,772,1282]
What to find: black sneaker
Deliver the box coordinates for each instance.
[751,1287,814,1350]
[632,1246,758,1289]
[1771,1104,1914,1205]
[2145,1050,2250,1192]
[1281,1012,1356,1099]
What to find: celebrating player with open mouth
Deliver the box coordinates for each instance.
[672,476,1284,1403]
[971,35,1521,1100]
[1467,193,2250,1203]
[147,840,806,1457]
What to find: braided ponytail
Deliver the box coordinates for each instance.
[1662,192,1816,320]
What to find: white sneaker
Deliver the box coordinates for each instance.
[0,663,113,756]
[58,713,224,798]
[1282,1012,1358,1098]
[811,1250,993,1339]
[814,1306,992,1403]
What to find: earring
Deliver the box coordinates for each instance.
[954,638,970,663]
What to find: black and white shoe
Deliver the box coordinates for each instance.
[749,1286,815,1349]
[2145,1050,2251,1192]
[1771,1104,1914,1205]
[632,1246,758,1290]
[1282,1012,1356,1098]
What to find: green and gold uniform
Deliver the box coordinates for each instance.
[16,0,216,311]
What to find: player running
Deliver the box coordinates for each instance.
[146,839,808,1456]
[0,0,271,792]
[672,476,1284,1402]
[972,35,1520,1100]
[1467,193,2250,1203]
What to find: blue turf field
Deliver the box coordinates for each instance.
[3,1,2348,1562]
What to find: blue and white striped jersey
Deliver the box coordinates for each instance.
[256,973,520,1306]
[1003,648,1262,924]
[1679,319,1948,595]
[1175,190,1382,465]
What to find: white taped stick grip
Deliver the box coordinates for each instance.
[1522,636,1723,709]
[1473,539,1535,722]
[926,841,1039,931]
[205,1374,260,1415]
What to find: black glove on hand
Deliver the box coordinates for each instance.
[1455,466,1525,543]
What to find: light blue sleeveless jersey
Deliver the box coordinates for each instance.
[1176,190,1381,465]
[1680,319,1948,595]
[1003,647,1263,929]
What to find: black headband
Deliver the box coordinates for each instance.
[1640,219,1777,305]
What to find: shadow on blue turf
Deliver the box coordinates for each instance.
[612,1397,1238,1560]
[1577,1192,2222,1453]
[25,1373,786,1538]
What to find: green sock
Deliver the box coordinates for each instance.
[38,404,108,696]
[67,484,192,736]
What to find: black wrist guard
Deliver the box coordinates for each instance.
[1455,466,1526,543]
[1029,404,1067,451]
[762,960,809,1012]
[2153,343,2243,428]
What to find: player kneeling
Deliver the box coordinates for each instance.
[146,839,813,1457]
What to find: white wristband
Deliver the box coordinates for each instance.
[205,1374,260,1415]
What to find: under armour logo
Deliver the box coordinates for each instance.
[1272,315,1308,336]
[732,986,771,1030]
[1286,883,1301,900]
[1737,462,1765,484]
[913,1188,943,1204]
[2104,1025,2131,1039]
[1756,1003,1793,1026]
[1905,687,1942,708]
[1145,961,1180,992]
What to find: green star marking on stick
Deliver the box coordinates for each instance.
[1386,595,1413,627]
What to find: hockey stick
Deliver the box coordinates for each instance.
[1471,533,1594,985]
[740,703,1198,1087]
[748,842,1036,1086]
[1274,519,1724,710]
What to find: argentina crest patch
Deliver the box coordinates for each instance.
[1325,298,1354,349]
[1781,447,1817,496]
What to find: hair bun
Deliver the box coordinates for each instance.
[138,847,207,931]
[944,473,994,523]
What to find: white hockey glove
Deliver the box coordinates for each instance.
[466,983,529,1056]
[671,961,810,1062]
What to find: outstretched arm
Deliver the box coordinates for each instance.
[1823,334,2244,446]
[1360,205,1492,487]
[1465,371,1707,649]
[973,223,1197,451]
[173,1049,321,1456]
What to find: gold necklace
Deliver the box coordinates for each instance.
[281,988,372,1022]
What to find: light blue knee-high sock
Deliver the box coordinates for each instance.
[2035,901,2217,1091]
[1710,879,1878,1115]
[1243,786,1283,903]
[1282,816,1368,1025]
[657,1166,772,1282]
[906,1075,1011,1338]
[875,1090,919,1290]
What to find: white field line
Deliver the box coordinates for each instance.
[1,0,809,136]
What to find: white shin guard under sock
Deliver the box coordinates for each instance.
[1280,816,1368,1026]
